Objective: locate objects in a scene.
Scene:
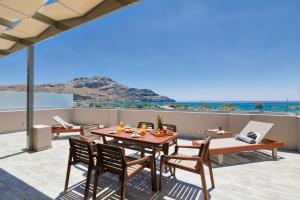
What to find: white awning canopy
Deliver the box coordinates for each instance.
[0,0,140,57]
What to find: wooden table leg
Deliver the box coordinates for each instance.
[102,136,107,144]
[162,144,169,173]
[152,147,158,192]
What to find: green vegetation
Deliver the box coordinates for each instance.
[289,105,300,111]
[219,104,236,111]
[198,104,212,111]
[84,102,160,110]
[254,103,264,111]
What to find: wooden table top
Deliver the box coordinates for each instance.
[92,127,179,145]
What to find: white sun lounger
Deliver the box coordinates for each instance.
[193,121,284,165]
[52,116,81,135]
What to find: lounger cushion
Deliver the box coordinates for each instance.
[208,138,249,149]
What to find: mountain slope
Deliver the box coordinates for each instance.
[0,76,175,102]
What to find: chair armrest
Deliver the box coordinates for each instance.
[162,154,202,161]
[126,156,150,167]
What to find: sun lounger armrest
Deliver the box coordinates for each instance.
[176,145,201,149]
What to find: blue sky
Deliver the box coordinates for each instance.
[0,0,300,101]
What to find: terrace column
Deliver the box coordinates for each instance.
[26,46,34,151]
[298,116,300,152]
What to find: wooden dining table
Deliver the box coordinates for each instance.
[91,126,179,188]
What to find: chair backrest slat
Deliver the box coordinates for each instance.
[197,136,211,160]
[96,144,126,174]
[138,122,154,129]
[194,137,211,170]
[163,124,177,132]
[69,138,94,165]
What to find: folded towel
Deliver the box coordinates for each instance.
[235,135,256,144]
[247,132,257,139]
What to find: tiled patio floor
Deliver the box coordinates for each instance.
[0,131,300,200]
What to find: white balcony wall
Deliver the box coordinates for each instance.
[72,109,300,151]
[250,114,299,151]
[0,109,72,133]
[71,109,111,126]
[0,108,299,151]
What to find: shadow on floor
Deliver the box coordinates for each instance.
[52,134,80,141]
[0,149,27,160]
[0,168,51,200]
[211,150,284,168]
[56,170,212,200]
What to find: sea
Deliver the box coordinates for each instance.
[98,101,300,114]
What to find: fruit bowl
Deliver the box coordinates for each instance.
[124,128,134,133]
[151,129,173,137]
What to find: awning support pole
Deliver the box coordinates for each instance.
[26,46,34,151]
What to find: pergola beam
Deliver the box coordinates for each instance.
[0,0,140,57]
[32,13,68,31]
[0,33,33,46]
[0,17,14,28]
[0,50,9,56]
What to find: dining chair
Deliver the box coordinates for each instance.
[65,138,97,200]
[137,122,154,129]
[80,125,102,142]
[93,144,156,200]
[159,137,214,200]
[161,124,177,156]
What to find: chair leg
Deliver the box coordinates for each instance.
[159,156,164,191]
[199,163,209,200]
[93,169,100,200]
[170,167,176,177]
[120,174,127,200]
[84,166,92,200]
[207,155,215,188]
[64,154,72,192]
[141,149,145,158]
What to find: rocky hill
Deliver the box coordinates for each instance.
[0,76,175,102]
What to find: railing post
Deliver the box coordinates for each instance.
[26,46,34,151]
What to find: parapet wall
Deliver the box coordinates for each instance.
[72,109,300,151]
[0,108,299,151]
[0,109,72,133]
